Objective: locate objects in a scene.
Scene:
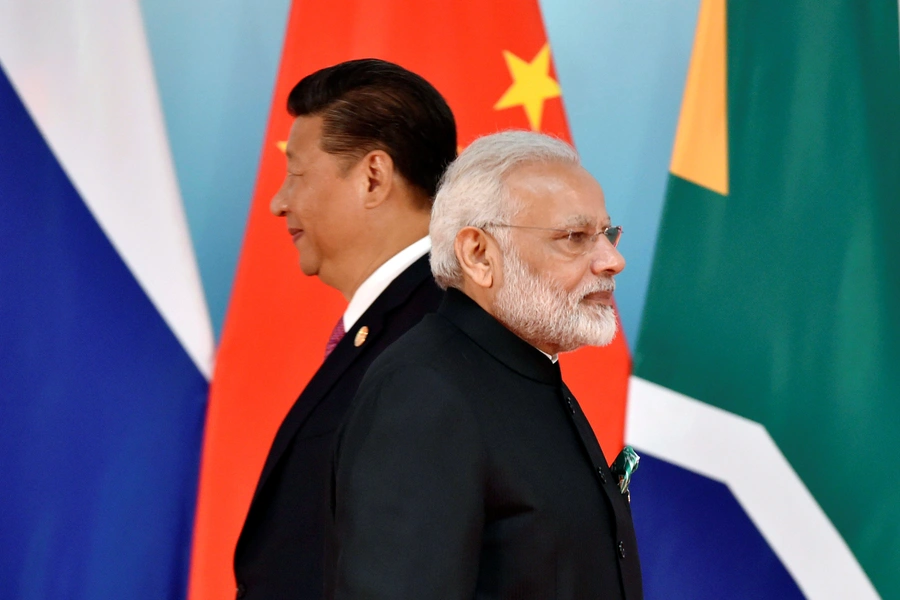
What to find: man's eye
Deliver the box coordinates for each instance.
[567,231,590,244]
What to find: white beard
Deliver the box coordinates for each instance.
[494,248,618,353]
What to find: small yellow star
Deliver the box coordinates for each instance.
[276,140,288,153]
[494,43,562,131]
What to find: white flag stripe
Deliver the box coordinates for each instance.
[626,376,879,600]
[0,0,214,378]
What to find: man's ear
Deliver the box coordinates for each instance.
[455,227,498,289]
[358,150,394,208]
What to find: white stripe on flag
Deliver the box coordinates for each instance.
[0,0,214,378]
[626,376,879,600]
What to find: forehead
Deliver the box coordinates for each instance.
[504,161,608,225]
[284,115,325,162]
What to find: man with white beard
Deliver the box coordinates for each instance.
[325,131,643,600]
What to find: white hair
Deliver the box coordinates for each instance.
[429,130,580,289]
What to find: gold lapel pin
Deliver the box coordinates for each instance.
[354,326,369,347]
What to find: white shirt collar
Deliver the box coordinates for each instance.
[343,236,431,330]
[537,348,559,364]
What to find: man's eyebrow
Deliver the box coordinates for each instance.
[560,215,592,228]
[560,215,611,228]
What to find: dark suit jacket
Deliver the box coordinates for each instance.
[327,287,643,600]
[234,255,443,600]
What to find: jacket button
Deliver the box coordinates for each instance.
[236,583,246,598]
[596,466,607,483]
[618,541,626,559]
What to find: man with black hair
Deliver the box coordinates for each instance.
[233,58,457,600]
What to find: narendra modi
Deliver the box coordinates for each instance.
[325,130,643,600]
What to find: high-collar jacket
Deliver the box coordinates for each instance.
[327,287,643,599]
[234,255,443,600]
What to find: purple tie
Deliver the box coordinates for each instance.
[325,318,346,357]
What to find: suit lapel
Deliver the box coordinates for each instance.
[561,381,639,553]
[250,255,435,501]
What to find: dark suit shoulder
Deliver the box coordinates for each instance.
[360,312,487,383]
[340,316,481,461]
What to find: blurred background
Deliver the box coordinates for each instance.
[2,0,898,598]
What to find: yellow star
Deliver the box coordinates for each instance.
[276,140,288,153]
[494,43,562,131]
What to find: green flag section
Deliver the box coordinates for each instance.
[635,0,900,598]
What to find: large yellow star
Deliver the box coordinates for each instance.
[494,43,562,131]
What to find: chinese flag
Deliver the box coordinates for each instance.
[188,1,632,597]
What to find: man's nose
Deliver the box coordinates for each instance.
[589,239,625,276]
[269,183,287,217]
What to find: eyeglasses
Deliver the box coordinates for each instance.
[486,223,623,256]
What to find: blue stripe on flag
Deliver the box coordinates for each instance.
[0,65,207,599]
[630,453,804,599]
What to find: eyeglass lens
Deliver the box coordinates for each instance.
[605,226,622,247]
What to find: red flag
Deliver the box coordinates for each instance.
[188,2,632,597]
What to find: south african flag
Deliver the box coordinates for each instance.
[627,0,900,598]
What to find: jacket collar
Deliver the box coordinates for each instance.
[438,287,561,386]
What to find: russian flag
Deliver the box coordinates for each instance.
[0,2,213,598]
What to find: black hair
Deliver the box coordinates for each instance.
[287,58,458,202]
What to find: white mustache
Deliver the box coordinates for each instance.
[579,277,616,297]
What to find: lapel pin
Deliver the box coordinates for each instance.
[611,446,640,502]
[354,325,369,347]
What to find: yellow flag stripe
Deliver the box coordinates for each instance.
[670,0,729,196]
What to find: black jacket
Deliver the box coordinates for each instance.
[234,255,443,599]
[327,287,643,599]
